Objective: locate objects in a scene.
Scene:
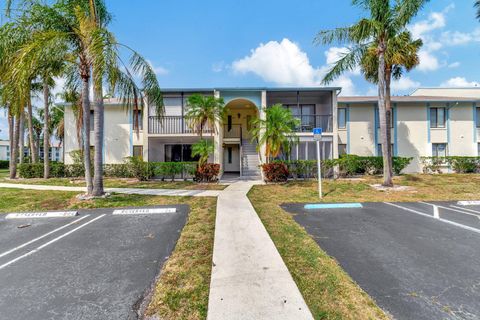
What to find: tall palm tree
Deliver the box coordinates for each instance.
[476,1,480,20]
[19,1,163,195]
[249,104,300,162]
[315,0,428,187]
[186,94,225,139]
[360,30,422,175]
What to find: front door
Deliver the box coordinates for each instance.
[223,145,240,172]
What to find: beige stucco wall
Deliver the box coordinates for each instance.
[347,104,376,156]
[64,105,133,164]
[396,104,428,173]
[449,104,476,156]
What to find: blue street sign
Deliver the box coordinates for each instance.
[313,128,323,135]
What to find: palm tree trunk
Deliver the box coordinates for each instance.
[377,40,393,187]
[19,112,24,164]
[81,73,93,195]
[27,90,37,163]
[8,111,15,178]
[43,79,50,179]
[92,82,104,196]
[10,114,20,179]
[385,67,394,180]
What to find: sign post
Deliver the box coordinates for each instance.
[313,128,323,199]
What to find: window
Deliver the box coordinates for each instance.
[133,110,143,130]
[165,144,199,162]
[432,143,447,157]
[338,144,347,156]
[6,146,10,160]
[338,108,347,129]
[430,107,446,128]
[285,104,316,129]
[477,107,480,128]
[377,144,395,156]
[227,115,232,131]
[228,147,232,163]
[133,146,143,158]
[90,110,94,131]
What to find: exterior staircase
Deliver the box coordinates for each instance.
[241,139,261,178]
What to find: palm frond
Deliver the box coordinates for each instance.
[322,44,369,84]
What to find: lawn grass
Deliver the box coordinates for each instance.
[0,169,8,179]
[0,188,216,319]
[248,174,480,319]
[0,177,226,190]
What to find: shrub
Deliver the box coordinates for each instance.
[261,162,289,182]
[155,162,184,181]
[392,157,413,175]
[0,160,9,169]
[420,157,446,174]
[125,156,150,181]
[446,157,479,173]
[18,163,44,178]
[66,164,85,177]
[195,163,220,182]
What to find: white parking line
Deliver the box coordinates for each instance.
[0,215,90,259]
[384,202,480,235]
[0,214,106,271]
[420,202,480,220]
[450,205,480,218]
[112,208,176,215]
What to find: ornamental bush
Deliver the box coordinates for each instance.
[195,163,220,182]
[261,163,289,182]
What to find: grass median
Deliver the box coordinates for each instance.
[0,176,226,190]
[0,188,215,319]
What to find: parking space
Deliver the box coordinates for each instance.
[0,205,188,320]
[282,201,480,320]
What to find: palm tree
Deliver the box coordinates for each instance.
[186,94,225,139]
[17,1,162,195]
[250,104,300,162]
[476,1,480,20]
[315,0,428,187]
[192,139,214,166]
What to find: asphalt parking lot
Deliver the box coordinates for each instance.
[0,205,188,320]
[282,201,480,320]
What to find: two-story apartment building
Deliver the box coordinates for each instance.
[63,86,480,177]
[64,88,339,177]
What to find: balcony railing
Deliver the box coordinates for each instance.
[293,115,333,133]
[223,125,242,139]
[148,116,214,135]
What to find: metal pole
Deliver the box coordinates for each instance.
[316,140,322,199]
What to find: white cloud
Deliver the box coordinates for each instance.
[231,38,358,95]
[147,60,168,75]
[417,50,441,71]
[391,77,421,91]
[440,77,480,87]
[448,61,460,68]
[441,28,480,45]
[409,4,452,39]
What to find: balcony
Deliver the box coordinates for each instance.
[224,125,242,139]
[148,116,214,135]
[293,115,333,133]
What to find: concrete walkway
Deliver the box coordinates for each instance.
[208,181,313,320]
[0,183,221,197]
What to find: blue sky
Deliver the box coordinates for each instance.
[1,0,480,139]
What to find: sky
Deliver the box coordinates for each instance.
[1,0,480,139]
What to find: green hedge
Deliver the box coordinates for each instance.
[421,156,480,174]
[274,155,413,179]
[18,160,199,180]
[0,160,9,169]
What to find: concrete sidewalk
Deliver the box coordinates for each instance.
[0,183,221,197]
[207,181,313,320]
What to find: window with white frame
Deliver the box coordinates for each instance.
[476,107,480,128]
[430,107,446,128]
[432,143,447,157]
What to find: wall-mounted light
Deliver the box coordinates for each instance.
[237,113,241,119]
